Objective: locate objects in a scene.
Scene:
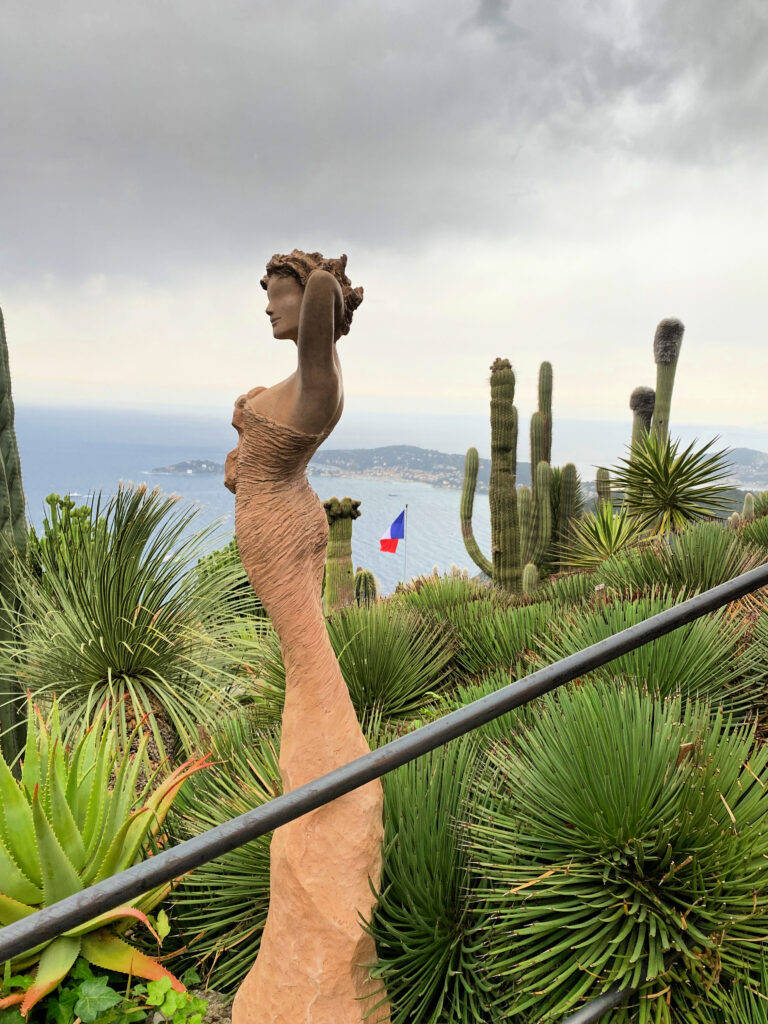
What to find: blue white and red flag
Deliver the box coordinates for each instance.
[380,510,406,553]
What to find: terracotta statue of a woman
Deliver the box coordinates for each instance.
[225,251,389,1024]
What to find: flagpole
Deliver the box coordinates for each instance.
[402,504,408,584]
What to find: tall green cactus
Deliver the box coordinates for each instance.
[322,496,361,613]
[549,462,580,572]
[522,562,539,596]
[487,358,521,592]
[461,360,577,592]
[460,447,493,578]
[651,318,684,440]
[596,467,613,510]
[354,567,379,607]
[0,307,27,766]
[630,386,655,449]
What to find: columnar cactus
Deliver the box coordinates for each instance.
[522,562,539,596]
[742,493,755,522]
[596,467,613,510]
[530,361,552,481]
[651,319,684,440]
[0,306,27,766]
[557,463,579,540]
[487,358,521,592]
[629,386,655,449]
[354,566,379,607]
[461,360,577,592]
[322,496,361,613]
[461,447,493,578]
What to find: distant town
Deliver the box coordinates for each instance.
[150,444,768,494]
[151,445,530,493]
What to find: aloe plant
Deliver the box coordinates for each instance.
[0,698,209,1017]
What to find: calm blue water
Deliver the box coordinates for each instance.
[15,405,491,596]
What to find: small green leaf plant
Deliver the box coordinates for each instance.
[0,698,210,1018]
[0,959,207,1024]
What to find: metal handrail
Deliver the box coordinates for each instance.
[1,562,767,1021]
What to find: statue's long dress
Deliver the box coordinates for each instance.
[226,390,389,1024]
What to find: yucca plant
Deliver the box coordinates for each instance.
[443,600,553,679]
[0,698,208,1017]
[469,684,768,1023]
[367,737,493,1024]
[741,513,768,554]
[710,957,768,1024]
[561,502,646,571]
[598,521,766,597]
[195,535,267,622]
[422,668,540,748]
[253,604,456,721]
[608,434,734,535]
[3,485,251,757]
[531,568,597,605]
[393,573,511,616]
[533,591,751,715]
[163,712,279,995]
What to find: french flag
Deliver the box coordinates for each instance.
[380,510,406,553]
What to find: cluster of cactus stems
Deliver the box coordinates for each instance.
[599,319,685,507]
[322,496,361,613]
[0,307,27,766]
[353,567,379,607]
[461,359,578,593]
[729,493,757,529]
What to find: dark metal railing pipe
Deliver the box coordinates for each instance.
[561,986,633,1023]
[0,562,766,963]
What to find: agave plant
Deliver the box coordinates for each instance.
[560,501,645,571]
[0,698,209,1017]
[442,600,554,680]
[741,513,768,555]
[3,485,251,756]
[598,521,766,597]
[469,684,768,1023]
[608,433,734,535]
[531,568,596,605]
[711,957,768,1024]
[253,604,456,722]
[394,573,511,616]
[367,737,493,1024]
[533,591,750,715]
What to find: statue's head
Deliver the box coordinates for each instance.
[260,249,364,341]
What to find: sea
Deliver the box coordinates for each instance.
[16,403,768,597]
[15,404,492,596]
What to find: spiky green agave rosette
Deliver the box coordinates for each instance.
[469,684,768,1023]
[0,699,209,1018]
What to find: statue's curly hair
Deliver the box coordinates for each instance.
[260,249,364,337]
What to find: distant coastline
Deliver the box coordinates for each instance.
[149,446,522,493]
[149,443,768,493]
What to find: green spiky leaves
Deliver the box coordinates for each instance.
[0,698,208,1015]
[470,684,768,1023]
[609,434,734,535]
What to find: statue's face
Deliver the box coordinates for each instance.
[265,274,303,342]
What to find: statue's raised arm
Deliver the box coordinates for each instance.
[250,250,364,437]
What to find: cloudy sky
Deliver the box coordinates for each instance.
[2,0,766,435]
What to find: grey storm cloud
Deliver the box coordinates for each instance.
[1,0,765,280]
